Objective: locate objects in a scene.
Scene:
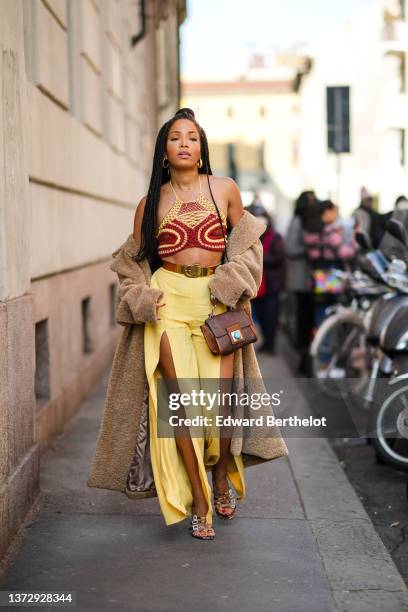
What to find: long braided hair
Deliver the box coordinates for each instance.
[134,107,226,272]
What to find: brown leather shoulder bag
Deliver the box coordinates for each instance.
[199,174,258,355]
[200,301,258,355]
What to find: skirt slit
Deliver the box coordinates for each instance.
[144,266,246,526]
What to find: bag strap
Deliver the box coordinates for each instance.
[206,173,234,312]
[206,173,229,263]
[206,174,252,315]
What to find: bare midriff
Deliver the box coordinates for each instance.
[160,247,224,267]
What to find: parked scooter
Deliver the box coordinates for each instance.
[355,236,406,408]
[367,219,408,472]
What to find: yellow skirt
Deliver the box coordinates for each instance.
[144,265,246,526]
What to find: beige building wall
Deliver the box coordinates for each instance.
[0,0,185,560]
[296,0,408,215]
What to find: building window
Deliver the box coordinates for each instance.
[35,319,50,404]
[326,86,351,153]
[400,128,406,165]
[109,282,117,327]
[399,53,406,92]
[226,106,234,118]
[259,106,267,117]
[82,297,93,353]
[399,0,406,18]
[227,143,237,181]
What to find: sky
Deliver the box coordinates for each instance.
[180,0,377,80]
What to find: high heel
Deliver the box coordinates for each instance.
[212,472,237,521]
[212,467,237,520]
[212,468,237,520]
[189,505,215,540]
[213,487,237,520]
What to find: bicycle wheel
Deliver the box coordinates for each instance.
[368,378,408,472]
[310,310,370,399]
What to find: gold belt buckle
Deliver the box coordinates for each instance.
[183,263,202,277]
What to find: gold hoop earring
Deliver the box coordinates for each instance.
[198,158,203,169]
[163,157,169,169]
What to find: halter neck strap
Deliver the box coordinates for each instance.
[170,174,202,202]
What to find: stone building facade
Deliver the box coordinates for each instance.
[295,0,408,215]
[181,55,302,231]
[0,0,185,559]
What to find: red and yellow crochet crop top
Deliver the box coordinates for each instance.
[156,175,228,257]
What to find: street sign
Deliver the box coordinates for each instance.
[326,86,351,154]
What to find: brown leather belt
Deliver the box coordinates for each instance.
[161,261,220,277]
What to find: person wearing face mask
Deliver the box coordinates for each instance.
[352,188,391,250]
[395,194,408,211]
[251,207,286,355]
[378,194,408,262]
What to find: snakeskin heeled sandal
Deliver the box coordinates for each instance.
[189,507,215,540]
[213,488,237,520]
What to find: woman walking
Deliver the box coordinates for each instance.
[285,191,319,374]
[87,108,288,540]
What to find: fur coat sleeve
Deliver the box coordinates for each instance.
[110,241,164,326]
[207,211,267,307]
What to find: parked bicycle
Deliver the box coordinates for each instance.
[310,219,408,472]
[309,268,386,399]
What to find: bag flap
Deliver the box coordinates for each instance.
[205,309,252,338]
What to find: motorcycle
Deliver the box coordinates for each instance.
[366,219,408,472]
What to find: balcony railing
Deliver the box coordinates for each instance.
[382,19,408,52]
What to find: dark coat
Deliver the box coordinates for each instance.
[260,227,286,294]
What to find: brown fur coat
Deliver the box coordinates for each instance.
[87,210,289,498]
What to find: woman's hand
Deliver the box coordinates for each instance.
[155,300,166,321]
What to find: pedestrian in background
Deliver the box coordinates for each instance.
[395,194,408,211]
[379,194,408,262]
[252,207,285,355]
[353,187,391,249]
[285,190,319,374]
[303,200,357,328]
[247,191,266,217]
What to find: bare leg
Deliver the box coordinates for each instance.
[157,331,209,518]
[212,351,235,496]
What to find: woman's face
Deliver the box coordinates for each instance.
[166,119,201,169]
[307,191,316,206]
[322,206,338,224]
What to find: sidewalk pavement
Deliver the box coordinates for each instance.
[1,354,408,612]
